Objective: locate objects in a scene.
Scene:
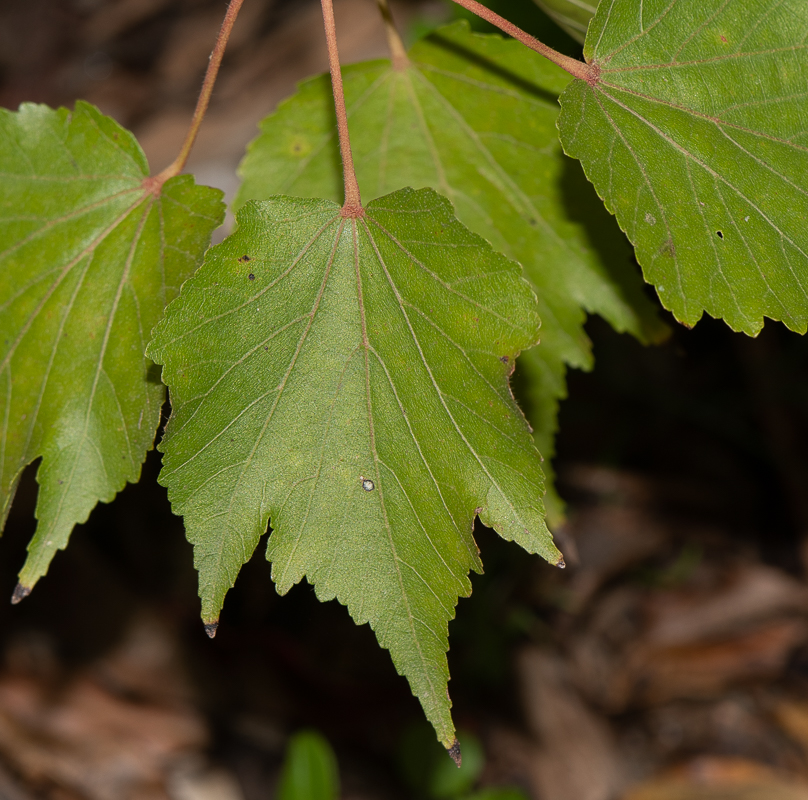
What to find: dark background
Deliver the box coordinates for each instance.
[3,1,808,798]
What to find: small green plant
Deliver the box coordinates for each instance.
[278,730,340,800]
[279,725,529,799]
[400,725,529,799]
[1,0,806,757]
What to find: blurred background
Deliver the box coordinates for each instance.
[4,0,808,798]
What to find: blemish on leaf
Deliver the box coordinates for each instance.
[447,739,462,767]
[659,239,676,258]
[720,35,728,43]
[289,137,309,155]
[10,584,30,605]
[204,620,219,638]
[248,273,255,280]
[500,355,509,364]
[644,212,656,225]
[556,556,566,569]
[716,230,724,240]
[361,477,375,492]
[239,255,252,263]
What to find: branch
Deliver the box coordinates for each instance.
[321,0,363,214]
[449,0,598,85]
[147,0,246,191]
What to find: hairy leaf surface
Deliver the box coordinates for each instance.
[236,21,666,520]
[0,101,223,592]
[559,0,808,334]
[148,188,560,745]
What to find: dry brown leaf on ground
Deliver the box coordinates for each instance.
[569,561,808,710]
[0,675,206,800]
[518,648,626,800]
[629,619,808,705]
[623,757,808,800]
[643,565,808,647]
[0,615,211,800]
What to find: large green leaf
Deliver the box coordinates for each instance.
[558,0,808,334]
[0,101,223,594]
[236,21,666,521]
[147,188,560,746]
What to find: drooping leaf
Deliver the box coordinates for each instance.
[147,188,560,745]
[0,101,223,592]
[558,0,808,334]
[532,0,598,44]
[236,21,666,521]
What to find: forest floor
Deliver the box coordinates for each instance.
[3,1,808,798]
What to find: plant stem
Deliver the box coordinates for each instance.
[449,0,598,84]
[147,0,246,191]
[376,0,409,71]
[321,0,363,215]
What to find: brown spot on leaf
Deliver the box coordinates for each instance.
[447,739,462,767]
[239,255,252,263]
[204,620,219,639]
[248,273,255,280]
[11,584,30,605]
[659,238,676,258]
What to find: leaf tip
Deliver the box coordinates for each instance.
[203,620,219,639]
[447,739,462,768]
[556,556,566,569]
[11,583,31,605]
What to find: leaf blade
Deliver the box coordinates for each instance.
[559,0,808,333]
[148,187,559,744]
[0,101,224,589]
[236,21,667,521]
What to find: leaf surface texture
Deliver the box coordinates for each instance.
[236,21,666,519]
[559,0,808,333]
[0,101,223,588]
[148,188,560,744]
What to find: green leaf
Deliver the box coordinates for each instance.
[558,0,808,334]
[235,21,666,522]
[277,731,339,800]
[147,188,559,746]
[0,101,223,592]
[532,0,598,44]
